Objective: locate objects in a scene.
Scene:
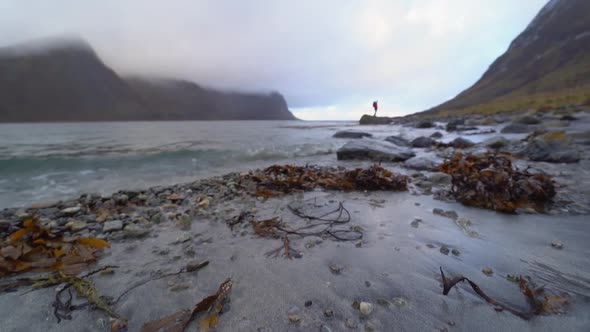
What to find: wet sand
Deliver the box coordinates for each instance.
[2,190,589,332]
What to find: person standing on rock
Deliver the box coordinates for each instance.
[372,100,378,116]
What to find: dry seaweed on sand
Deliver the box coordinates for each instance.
[0,217,111,276]
[140,277,232,332]
[439,152,556,213]
[239,164,409,198]
[440,267,569,319]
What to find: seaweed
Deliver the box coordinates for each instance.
[439,152,556,213]
[140,277,232,332]
[440,267,569,319]
[0,218,111,276]
[240,164,408,198]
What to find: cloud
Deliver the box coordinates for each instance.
[0,0,548,119]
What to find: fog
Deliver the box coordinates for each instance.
[0,0,548,119]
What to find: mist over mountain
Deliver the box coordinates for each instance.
[0,38,295,122]
[426,0,590,115]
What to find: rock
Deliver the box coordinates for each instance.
[150,212,162,224]
[439,245,450,255]
[520,131,580,163]
[384,135,411,147]
[345,319,358,329]
[430,131,443,139]
[428,172,452,186]
[123,224,149,238]
[515,115,541,125]
[410,218,421,228]
[451,248,460,256]
[337,140,415,162]
[304,300,312,307]
[365,322,376,332]
[113,194,129,205]
[560,114,577,121]
[501,123,536,134]
[65,220,87,232]
[392,297,408,308]
[450,137,475,148]
[198,197,210,209]
[551,240,564,249]
[324,309,334,318]
[404,156,440,171]
[482,267,494,276]
[415,120,434,128]
[0,220,10,231]
[480,136,510,150]
[329,264,343,274]
[446,119,465,131]
[359,302,373,315]
[359,114,393,125]
[320,325,333,332]
[60,206,81,215]
[103,220,123,232]
[287,306,301,323]
[411,136,436,148]
[432,208,458,221]
[333,131,373,139]
[172,232,192,244]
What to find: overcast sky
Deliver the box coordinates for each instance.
[0,0,549,120]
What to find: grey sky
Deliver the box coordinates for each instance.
[0,0,549,119]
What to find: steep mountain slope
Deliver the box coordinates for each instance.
[0,38,295,122]
[428,0,590,116]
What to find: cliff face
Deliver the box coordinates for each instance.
[428,0,590,115]
[0,38,295,122]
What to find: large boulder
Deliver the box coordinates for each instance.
[480,136,510,150]
[404,156,441,171]
[333,131,373,139]
[515,115,542,125]
[430,131,443,139]
[446,119,465,131]
[337,140,415,161]
[359,114,393,125]
[501,123,538,134]
[384,135,411,147]
[415,120,434,128]
[450,137,475,148]
[519,131,580,163]
[411,136,436,148]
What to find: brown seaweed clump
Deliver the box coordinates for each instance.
[439,152,556,213]
[241,164,408,197]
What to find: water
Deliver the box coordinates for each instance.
[0,120,507,209]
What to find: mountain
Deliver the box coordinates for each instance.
[0,38,295,122]
[426,0,590,117]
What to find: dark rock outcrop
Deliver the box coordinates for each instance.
[519,131,580,163]
[359,115,393,125]
[411,137,436,148]
[337,140,415,161]
[332,131,373,139]
[450,137,475,148]
[384,136,411,147]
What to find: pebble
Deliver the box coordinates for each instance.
[365,280,371,287]
[287,306,301,323]
[482,267,494,276]
[392,297,408,308]
[551,240,564,249]
[123,224,149,238]
[324,309,334,318]
[60,206,81,215]
[304,300,312,307]
[410,218,421,228]
[329,264,342,274]
[103,220,123,232]
[451,248,460,256]
[439,245,450,255]
[65,220,87,232]
[359,302,373,316]
[345,319,358,329]
[365,322,376,332]
[376,298,390,306]
[426,243,436,249]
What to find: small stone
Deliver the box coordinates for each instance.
[410,218,421,228]
[365,322,376,332]
[99,267,115,275]
[287,306,301,323]
[365,280,371,287]
[329,264,342,274]
[114,194,129,205]
[551,241,563,249]
[345,319,358,329]
[324,309,334,318]
[439,245,450,255]
[376,298,390,306]
[433,208,458,221]
[352,300,360,310]
[66,220,87,232]
[482,267,494,276]
[451,248,460,256]
[359,302,373,316]
[392,297,408,308]
[60,206,81,215]
[304,300,312,307]
[198,197,210,209]
[426,243,436,249]
[123,224,149,238]
[103,220,123,232]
